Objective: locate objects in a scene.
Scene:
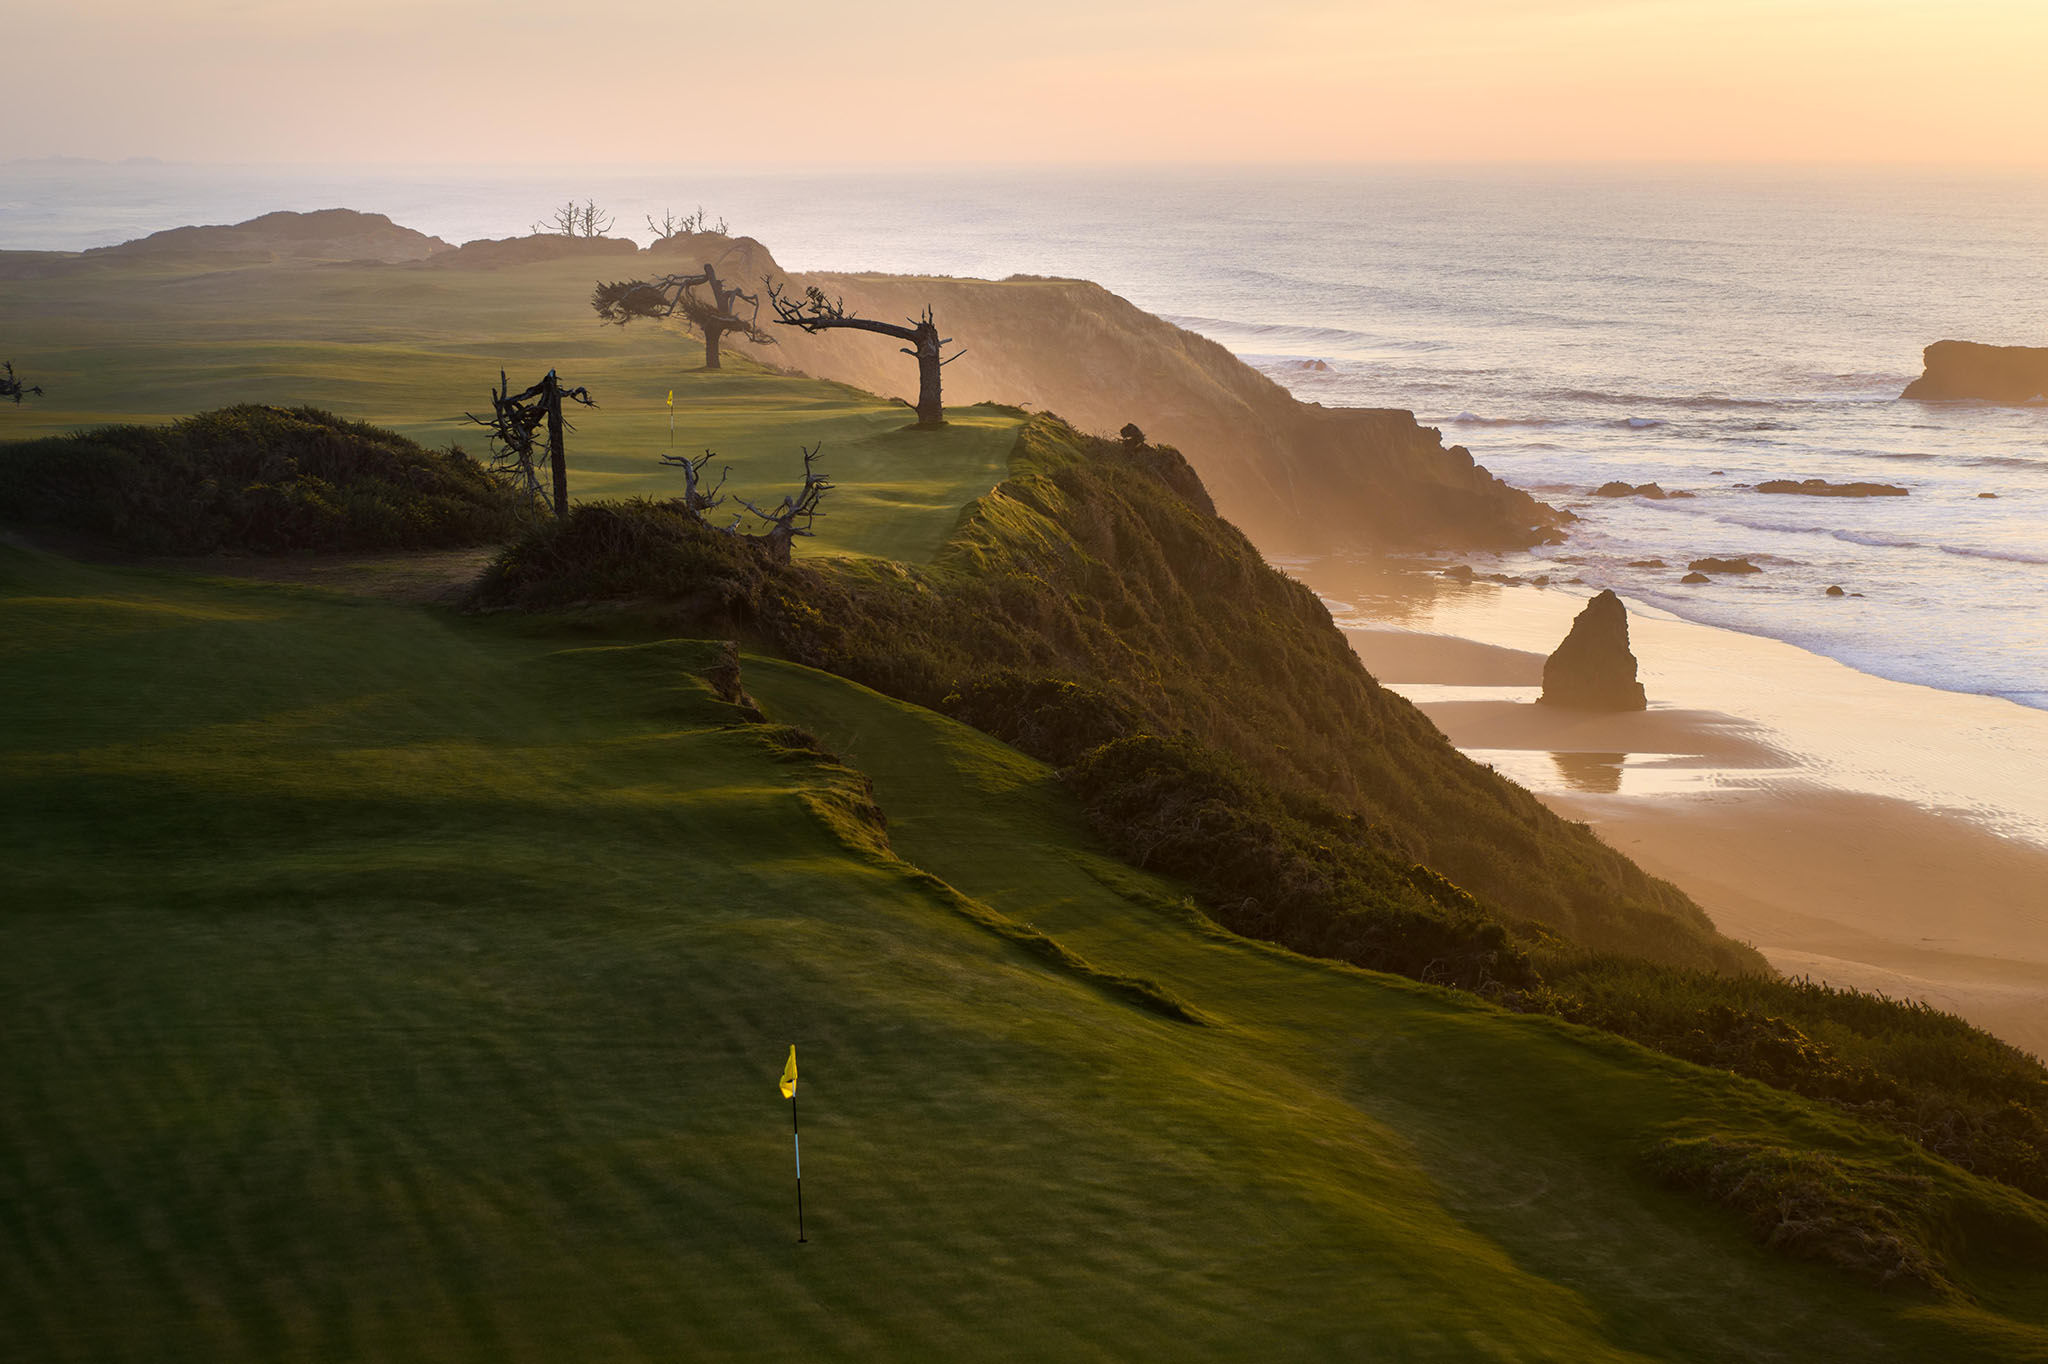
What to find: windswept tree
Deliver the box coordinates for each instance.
[465,368,595,519]
[592,264,771,370]
[2,361,43,404]
[765,280,962,428]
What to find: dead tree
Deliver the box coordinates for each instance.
[592,263,770,371]
[733,444,831,563]
[658,448,730,516]
[645,206,728,240]
[1,361,42,404]
[535,200,614,238]
[465,368,595,518]
[765,280,961,428]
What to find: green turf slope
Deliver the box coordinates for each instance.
[0,257,1021,562]
[4,545,2046,1362]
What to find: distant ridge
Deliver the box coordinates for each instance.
[83,208,450,264]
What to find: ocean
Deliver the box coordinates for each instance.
[5,162,2046,708]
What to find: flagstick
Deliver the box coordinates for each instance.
[791,1091,806,1244]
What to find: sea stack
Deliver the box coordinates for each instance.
[1540,590,1648,711]
[1902,340,2048,404]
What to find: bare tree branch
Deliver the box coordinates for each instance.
[1,361,43,404]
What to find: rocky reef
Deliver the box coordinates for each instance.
[1539,589,1648,711]
[1755,478,1906,497]
[1903,340,2048,404]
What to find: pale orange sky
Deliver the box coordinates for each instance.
[10,0,2048,166]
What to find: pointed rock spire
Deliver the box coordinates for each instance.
[1539,590,1648,711]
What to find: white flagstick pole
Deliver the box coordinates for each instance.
[791,1086,806,1244]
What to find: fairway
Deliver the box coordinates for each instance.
[4,545,2046,1361]
[0,256,1022,561]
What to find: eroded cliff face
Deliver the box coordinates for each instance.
[1903,340,2048,404]
[651,233,1563,553]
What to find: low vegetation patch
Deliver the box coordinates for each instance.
[0,405,529,554]
[1516,961,2048,1198]
[470,414,2048,1203]
[1645,1134,1949,1293]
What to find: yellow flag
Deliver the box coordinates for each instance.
[779,1045,798,1099]
[666,389,674,408]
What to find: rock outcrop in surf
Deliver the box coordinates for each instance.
[1755,478,1907,497]
[1539,590,1648,711]
[1903,340,2048,404]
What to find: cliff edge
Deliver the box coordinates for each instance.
[647,233,1564,552]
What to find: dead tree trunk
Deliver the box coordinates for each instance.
[544,371,570,519]
[466,368,595,518]
[765,283,961,429]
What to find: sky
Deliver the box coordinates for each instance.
[8,0,2047,167]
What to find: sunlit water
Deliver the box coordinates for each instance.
[6,163,2046,706]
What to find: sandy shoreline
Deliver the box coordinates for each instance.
[1310,561,2048,1058]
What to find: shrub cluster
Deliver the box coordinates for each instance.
[1644,1135,1952,1292]
[0,405,529,554]
[1515,961,2048,1197]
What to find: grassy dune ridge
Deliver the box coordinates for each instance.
[6,544,2048,1359]
[472,412,2048,1202]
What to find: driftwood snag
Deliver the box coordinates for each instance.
[765,280,961,428]
[466,368,595,518]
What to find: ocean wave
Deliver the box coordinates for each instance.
[1535,387,1794,411]
[1967,454,2043,468]
[1623,416,1665,429]
[1829,528,1925,551]
[1936,542,2048,567]
[1449,412,1563,427]
[1160,313,1447,354]
[1821,529,2048,566]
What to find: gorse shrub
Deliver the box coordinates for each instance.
[1644,1135,1955,1293]
[0,405,529,554]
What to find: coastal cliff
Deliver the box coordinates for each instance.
[1903,339,2048,404]
[647,232,1563,552]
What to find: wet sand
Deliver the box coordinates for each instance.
[1317,564,2048,1058]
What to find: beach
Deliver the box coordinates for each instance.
[1304,558,2048,1058]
